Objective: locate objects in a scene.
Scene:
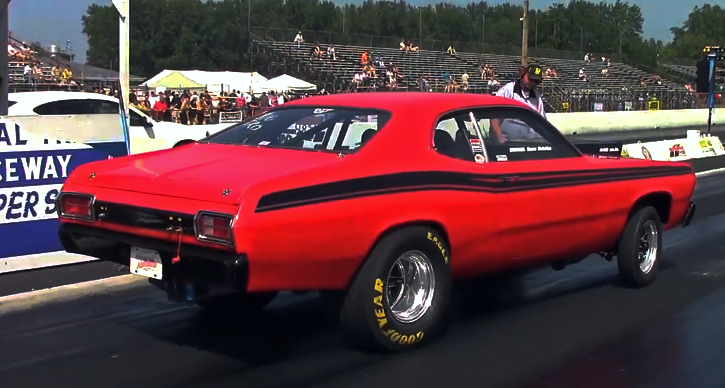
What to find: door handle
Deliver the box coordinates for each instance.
[501,175,520,182]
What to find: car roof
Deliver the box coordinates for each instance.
[8,91,118,105]
[283,92,533,113]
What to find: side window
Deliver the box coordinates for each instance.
[129,109,146,127]
[92,100,119,114]
[472,108,579,162]
[33,99,95,115]
[433,111,479,162]
[289,113,383,151]
[339,115,381,150]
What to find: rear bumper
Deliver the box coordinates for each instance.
[58,223,248,291]
[682,201,696,228]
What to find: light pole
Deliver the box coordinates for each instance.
[521,0,529,67]
[419,6,422,42]
[482,12,485,51]
[619,28,623,61]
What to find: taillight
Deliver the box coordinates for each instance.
[57,192,95,221]
[195,212,234,246]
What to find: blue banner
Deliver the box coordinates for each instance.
[0,118,127,262]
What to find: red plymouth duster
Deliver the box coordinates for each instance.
[57,93,696,352]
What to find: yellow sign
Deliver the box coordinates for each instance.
[648,101,659,111]
[534,67,541,75]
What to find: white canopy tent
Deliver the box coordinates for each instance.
[253,74,317,94]
[142,70,268,94]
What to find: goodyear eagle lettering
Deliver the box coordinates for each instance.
[373,278,425,346]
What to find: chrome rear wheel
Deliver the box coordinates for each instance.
[638,220,658,274]
[386,250,436,324]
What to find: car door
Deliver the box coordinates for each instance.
[471,106,614,264]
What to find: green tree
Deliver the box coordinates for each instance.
[664,4,725,60]
[79,0,686,77]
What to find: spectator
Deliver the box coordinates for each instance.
[361,51,370,66]
[418,75,429,92]
[259,92,270,107]
[461,71,469,91]
[129,93,149,114]
[61,66,73,84]
[294,31,304,48]
[23,63,32,84]
[152,94,169,121]
[51,65,61,82]
[33,62,43,84]
[326,45,336,60]
[446,46,457,55]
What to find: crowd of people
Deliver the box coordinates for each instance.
[10,39,76,88]
[87,86,322,124]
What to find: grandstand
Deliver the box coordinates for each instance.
[252,34,697,112]
[7,35,142,93]
[662,64,696,80]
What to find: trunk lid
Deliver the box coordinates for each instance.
[88,143,341,204]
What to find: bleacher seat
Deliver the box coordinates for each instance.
[254,39,691,112]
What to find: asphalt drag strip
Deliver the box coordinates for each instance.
[0,174,725,388]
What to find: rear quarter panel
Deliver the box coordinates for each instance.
[238,187,501,292]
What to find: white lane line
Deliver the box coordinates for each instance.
[696,167,725,177]
[0,274,145,312]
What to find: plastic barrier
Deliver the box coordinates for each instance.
[621,132,724,162]
[548,108,724,135]
[0,118,121,273]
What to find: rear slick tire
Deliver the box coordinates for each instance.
[617,206,663,288]
[340,226,453,352]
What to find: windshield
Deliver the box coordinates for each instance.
[202,107,391,153]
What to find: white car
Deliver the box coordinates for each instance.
[8,91,233,153]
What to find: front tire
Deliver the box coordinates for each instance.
[340,226,452,352]
[617,206,663,288]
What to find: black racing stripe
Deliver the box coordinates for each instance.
[255,165,693,213]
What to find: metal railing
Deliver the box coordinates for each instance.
[549,89,718,112]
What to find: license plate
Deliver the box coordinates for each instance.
[130,246,163,279]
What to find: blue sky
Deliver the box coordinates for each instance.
[9,0,711,63]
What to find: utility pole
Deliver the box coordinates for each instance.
[419,6,422,42]
[619,29,622,61]
[521,0,529,67]
[482,12,485,52]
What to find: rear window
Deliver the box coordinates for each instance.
[202,107,391,153]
